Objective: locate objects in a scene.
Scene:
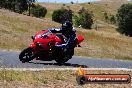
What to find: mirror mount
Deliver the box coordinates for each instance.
[31,36,35,40]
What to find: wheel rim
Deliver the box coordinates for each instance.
[21,50,33,61]
[23,52,32,59]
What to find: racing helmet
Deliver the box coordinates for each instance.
[62,21,73,34]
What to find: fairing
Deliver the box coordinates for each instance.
[77,35,84,44]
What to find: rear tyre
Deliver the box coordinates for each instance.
[19,48,34,63]
[55,55,69,65]
[55,49,74,65]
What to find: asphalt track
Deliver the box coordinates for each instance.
[0,50,132,69]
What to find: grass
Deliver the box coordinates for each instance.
[0,1,132,60]
[75,28,132,60]
[40,1,127,21]
[0,9,60,50]
[0,69,131,88]
[0,70,75,84]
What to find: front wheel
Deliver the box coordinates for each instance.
[19,48,34,63]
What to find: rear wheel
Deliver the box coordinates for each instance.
[55,48,74,65]
[55,54,70,65]
[19,48,34,63]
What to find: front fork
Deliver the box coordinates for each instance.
[29,43,38,56]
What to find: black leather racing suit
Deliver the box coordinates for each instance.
[48,27,76,50]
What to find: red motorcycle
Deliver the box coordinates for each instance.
[19,29,84,64]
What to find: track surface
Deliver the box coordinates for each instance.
[0,50,132,68]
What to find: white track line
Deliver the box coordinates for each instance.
[0,68,132,71]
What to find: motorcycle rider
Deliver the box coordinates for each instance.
[48,21,77,51]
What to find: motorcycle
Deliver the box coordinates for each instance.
[19,29,84,64]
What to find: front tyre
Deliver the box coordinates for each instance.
[19,48,34,63]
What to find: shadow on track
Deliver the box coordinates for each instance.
[28,62,88,68]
